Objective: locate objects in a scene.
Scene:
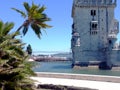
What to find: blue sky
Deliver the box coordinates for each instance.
[0,0,120,53]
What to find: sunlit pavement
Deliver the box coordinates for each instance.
[31,77,120,90]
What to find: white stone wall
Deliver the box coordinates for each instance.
[71,0,119,66]
[109,50,120,66]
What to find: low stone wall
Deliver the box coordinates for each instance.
[36,72,120,83]
[73,65,99,70]
[73,64,120,70]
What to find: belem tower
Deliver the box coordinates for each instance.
[71,0,119,69]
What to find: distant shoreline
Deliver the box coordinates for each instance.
[29,56,72,62]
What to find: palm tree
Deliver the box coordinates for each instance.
[12,2,51,38]
[0,21,35,90]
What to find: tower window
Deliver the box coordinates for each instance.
[92,23,97,30]
[91,22,98,30]
[109,40,112,44]
[91,10,96,16]
[90,21,98,35]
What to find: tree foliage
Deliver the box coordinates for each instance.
[12,2,51,38]
[27,44,32,55]
[0,21,35,90]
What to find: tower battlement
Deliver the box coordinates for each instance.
[74,0,116,7]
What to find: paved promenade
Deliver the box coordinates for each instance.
[36,72,120,83]
[30,72,120,90]
[31,77,120,90]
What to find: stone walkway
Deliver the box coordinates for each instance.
[30,72,120,90]
[36,72,120,83]
[31,76,120,90]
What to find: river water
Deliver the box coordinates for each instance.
[33,61,120,77]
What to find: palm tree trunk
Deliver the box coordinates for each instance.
[17,25,23,32]
[12,25,23,38]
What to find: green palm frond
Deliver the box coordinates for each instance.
[0,39,10,48]
[23,2,30,13]
[38,6,46,13]
[12,8,27,18]
[31,23,41,38]
[29,2,39,17]
[3,22,14,35]
[0,21,3,34]
[32,13,43,19]
[31,1,39,10]
[36,14,51,22]
[22,26,28,36]
[1,42,24,61]
[38,22,52,28]
[0,22,14,37]
[9,31,20,38]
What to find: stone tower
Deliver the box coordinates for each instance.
[71,0,119,69]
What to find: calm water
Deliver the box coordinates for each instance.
[33,61,120,76]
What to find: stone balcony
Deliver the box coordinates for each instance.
[112,43,120,50]
[108,33,117,39]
